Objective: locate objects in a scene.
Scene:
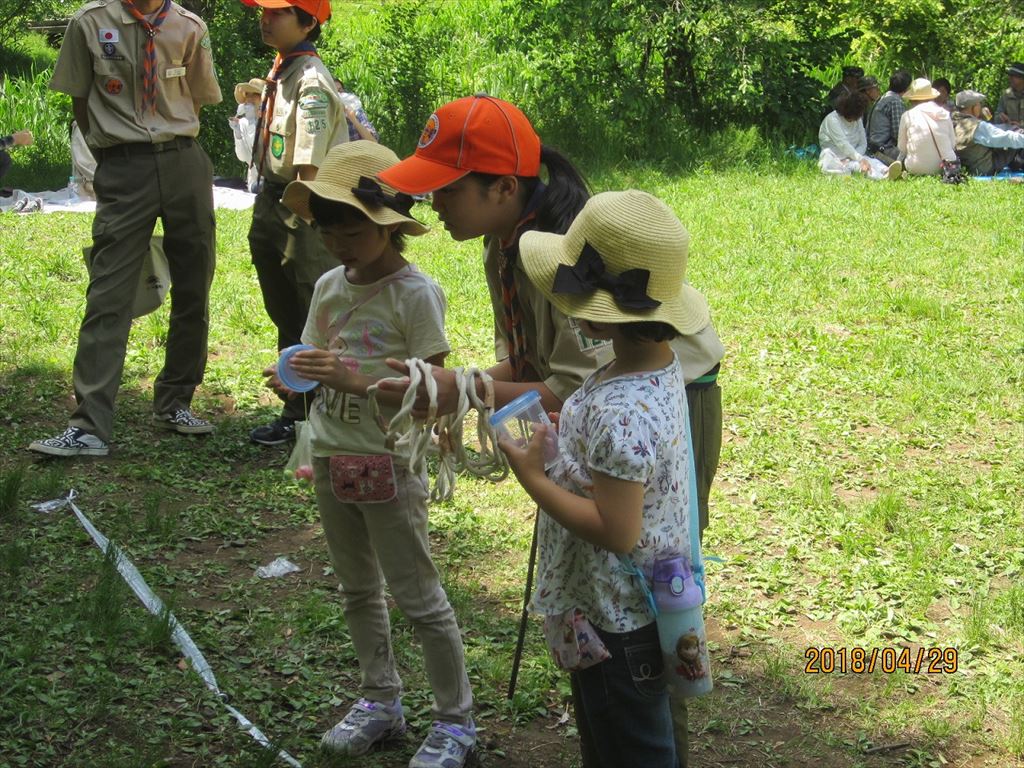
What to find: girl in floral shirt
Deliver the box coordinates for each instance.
[499,190,711,768]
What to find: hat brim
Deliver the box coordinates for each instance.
[239,0,330,23]
[908,87,941,100]
[282,180,429,236]
[519,230,710,336]
[234,84,261,104]
[376,154,471,195]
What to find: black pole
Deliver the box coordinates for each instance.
[507,508,540,699]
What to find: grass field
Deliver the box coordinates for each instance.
[0,166,1022,768]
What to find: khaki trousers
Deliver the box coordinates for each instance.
[69,139,215,442]
[248,189,337,422]
[313,457,474,723]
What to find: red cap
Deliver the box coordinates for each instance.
[239,0,331,24]
[378,95,542,194]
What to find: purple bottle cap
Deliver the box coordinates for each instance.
[652,556,702,610]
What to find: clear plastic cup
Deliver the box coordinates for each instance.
[489,390,558,468]
[277,344,318,392]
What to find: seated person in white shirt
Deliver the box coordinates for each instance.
[898,78,959,176]
[818,89,902,180]
[952,90,1024,175]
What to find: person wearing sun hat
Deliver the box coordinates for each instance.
[995,62,1024,128]
[377,93,726,527]
[240,0,347,447]
[952,90,1024,175]
[498,189,712,768]
[897,77,959,176]
[229,77,266,192]
[261,140,476,767]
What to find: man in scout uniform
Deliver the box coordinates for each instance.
[240,0,347,446]
[995,62,1024,128]
[29,0,222,458]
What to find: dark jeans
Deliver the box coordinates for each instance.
[571,622,676,768]
[0,149,11,182]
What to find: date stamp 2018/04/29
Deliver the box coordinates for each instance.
[804,646,958,674]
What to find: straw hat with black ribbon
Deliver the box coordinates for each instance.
[518,190,709,336]
[282,141,428,236]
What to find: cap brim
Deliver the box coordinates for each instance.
[376,154,471,195]
[238,0,329,22]
[282,180,429,236]
[519,230,710,336]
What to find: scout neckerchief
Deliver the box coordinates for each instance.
[497,181,547,382]
[251,41,320,178]
[121,0,171,114]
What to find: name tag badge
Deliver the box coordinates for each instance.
[165,66,186,79]
[98,28,119,43]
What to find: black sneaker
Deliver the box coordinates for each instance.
[250,417,296,446]
[29,426,109,457]
[153,408,214,435]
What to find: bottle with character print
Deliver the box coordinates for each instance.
[652,556,712,698]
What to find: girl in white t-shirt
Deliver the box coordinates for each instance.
[499,190,711,768]
[265,140,476,768]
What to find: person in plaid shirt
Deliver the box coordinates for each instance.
[868,70,911,165]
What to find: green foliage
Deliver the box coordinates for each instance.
[1,0,1023,180]
[0,66,72,189]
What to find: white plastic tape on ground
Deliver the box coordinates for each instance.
[34,491,302,768]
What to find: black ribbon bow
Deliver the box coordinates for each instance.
[552,241,660,310]
[350,176,415,217]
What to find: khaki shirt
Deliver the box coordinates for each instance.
[260,57,346,184]
[50,0,221,149]
[484,236,613,403]
[996,87,1024,125]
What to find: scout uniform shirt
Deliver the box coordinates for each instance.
[259,57,345,186]
[996,87,1024,126]
[50,0,221,148]
[483,236,613,403]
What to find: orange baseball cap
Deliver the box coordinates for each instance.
[239,0,331,24]
[377,94,542,194]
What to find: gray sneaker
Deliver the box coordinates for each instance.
[321,698,406,756]
[153,408,214,435]
[29,427,109,457]
[409,720,477,768]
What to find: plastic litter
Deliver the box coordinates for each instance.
[255,557,302,579]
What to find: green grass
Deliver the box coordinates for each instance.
[0,167,1022,767]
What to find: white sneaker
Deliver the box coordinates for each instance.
[887,160,903,180]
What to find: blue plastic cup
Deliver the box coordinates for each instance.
[277,344,318,392]
[489,390,558,468]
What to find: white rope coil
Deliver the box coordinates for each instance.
[366,359,509,502]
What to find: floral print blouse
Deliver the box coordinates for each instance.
[531,355,692,633]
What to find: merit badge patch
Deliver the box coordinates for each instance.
[105,78,124,95]
[298,91,329,111]
[418,114,440,148]
[568,318,612,353]
[98,28,119,44]
[270,134,285,159]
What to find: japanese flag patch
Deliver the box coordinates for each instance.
[98,28,120,44]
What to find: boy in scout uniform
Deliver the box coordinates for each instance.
[30,0,222,457]
[240,0,347,446]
